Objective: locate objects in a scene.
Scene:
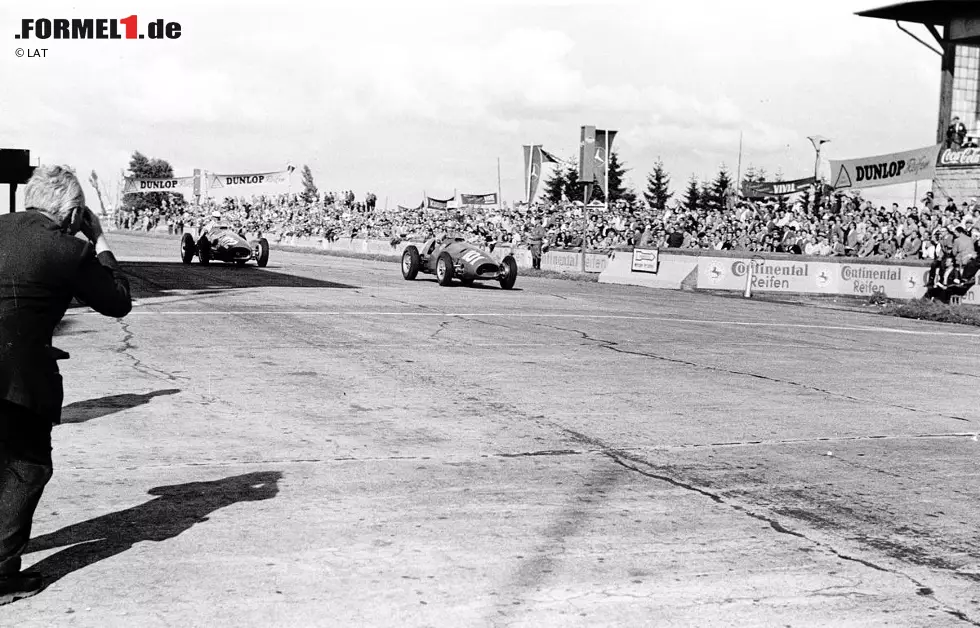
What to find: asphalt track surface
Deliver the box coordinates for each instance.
[8,232,980,627]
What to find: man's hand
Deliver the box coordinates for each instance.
[80,207,112,255]
[79,207,104,243]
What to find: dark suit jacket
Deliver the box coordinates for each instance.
[0,211,132,423]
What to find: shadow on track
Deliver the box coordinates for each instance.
[26,471,282,589]
[118,261,358,301]
[59,389,181,424]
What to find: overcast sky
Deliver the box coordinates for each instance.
[0,0,941,210]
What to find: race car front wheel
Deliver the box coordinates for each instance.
[402,246,421,280]
[436,252,454,286]
[256,238,270,267]
[180,233,196,264]
[499,255,518,290]
[197,237,211,265]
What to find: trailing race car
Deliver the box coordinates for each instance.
[401,234,517,289]
[181,224,270,267]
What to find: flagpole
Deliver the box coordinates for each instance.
[604,132,610,209]
[524,146,530,205]
[497,157,502,210]
[736,131,743,196]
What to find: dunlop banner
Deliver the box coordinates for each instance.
[207,170,291,189]
[697,256,931,298]
[123,176,195,195]
[830,144,940,190]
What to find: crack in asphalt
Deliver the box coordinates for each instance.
[553,426,980,626]
[115,319,187,384]
[430,320,451,339]
[536,322,974,424]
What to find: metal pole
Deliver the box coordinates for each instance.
[744,262,754,298]
[604,132,610,209]
[497,157,502,210]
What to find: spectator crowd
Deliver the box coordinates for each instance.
[114,188,980,264]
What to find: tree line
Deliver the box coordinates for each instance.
[541,152,795,213]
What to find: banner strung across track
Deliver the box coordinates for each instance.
[830,144,941,190]
[207,170,292,189]
[123,176,195,194]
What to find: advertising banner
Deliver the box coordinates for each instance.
[830,144,940,190]
[123,176,195,194]
[207,170,291,189]
[460,193,498,205]
[937,147,980,168]
[697,256,930,298]
[741,177,815,198]
[631,248,659,273]
[426,197,453,210]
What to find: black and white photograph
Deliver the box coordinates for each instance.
[1,0,979,625]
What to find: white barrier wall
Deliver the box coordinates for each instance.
[600,247,980,301]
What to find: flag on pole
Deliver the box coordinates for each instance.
[594,129,617,197]
[523,145,561,204]
[579,126,597,183]
[397,202,424,212]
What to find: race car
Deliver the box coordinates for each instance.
[180,225,270,267]
[401,234,517,289]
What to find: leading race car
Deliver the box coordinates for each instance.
[401,234,517,289]
[181,224,270,267]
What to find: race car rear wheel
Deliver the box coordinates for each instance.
[436,252,454,286]
[197,237,211,265]
[402,246,421,280]
[180,233,196,264]
[499,255,518,290]
[256,238,270,267]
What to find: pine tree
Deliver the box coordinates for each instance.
[709,165,733,211]
[591,151,636,204]
[683,175,700,212]
[543,164,565,204]
[644,159,672,209]
[699,180,713,211]
[300,165,318,203]
[562,162,581,203]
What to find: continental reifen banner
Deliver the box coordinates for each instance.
[830,144,941,190]
[697,256,931,298]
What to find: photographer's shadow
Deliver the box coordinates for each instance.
[60,389,180,424]
[26,471,282,588]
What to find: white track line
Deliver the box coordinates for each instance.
[100,309,980,338]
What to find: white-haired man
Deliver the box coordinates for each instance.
[0,165,132,604]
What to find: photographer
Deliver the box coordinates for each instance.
[0,165,132,604]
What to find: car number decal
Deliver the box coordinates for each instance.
[461,250,483,264]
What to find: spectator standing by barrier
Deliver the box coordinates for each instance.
[526,217,546,270]
[0,166,132,605]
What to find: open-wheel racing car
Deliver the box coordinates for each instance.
[401,234,517,289]
[181,225,270,267]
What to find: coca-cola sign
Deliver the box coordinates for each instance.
[938,147,980,168]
